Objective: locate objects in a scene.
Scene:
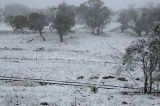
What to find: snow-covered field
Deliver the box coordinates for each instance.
[0,23,160,106]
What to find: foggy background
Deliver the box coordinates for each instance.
[0,0,160,10]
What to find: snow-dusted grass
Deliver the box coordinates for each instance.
[0,84,160,106]
[0,24,160,106]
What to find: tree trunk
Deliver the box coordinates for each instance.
[100,27,103,33]
[144,77,148,94]
[137,31,142,36]
[59,34,63,42]
[38,25,45,41]
[39,30,46,41]
[92,28,95,34]
[145,30,149,35]
[11,24,16,32]
[149,72,153,94]
[96,27,100,35]
[121,27,124,32]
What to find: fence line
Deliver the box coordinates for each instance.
[0,75,139,90]
[0,56,118,67]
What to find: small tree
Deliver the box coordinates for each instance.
[5,16,15,31]
[128,7,154,36]
[54,3,75,42]
[13,15,28,31]
[134,8,153,36]
[123,40,156,94]
[46,7,57,23]
[5,15,28,32]
[119,7,155,36]
[0,6,4,22]
[151,6,160,22]
[83,0,111,34]
[123,23,160,94]
[77,4,89,24]
[29,13,48,41]
[118,10,130,32]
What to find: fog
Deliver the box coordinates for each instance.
[0,0,160,10]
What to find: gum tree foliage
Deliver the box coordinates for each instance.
[118,8,148,36]
[118,6,160,36]
[131,8,153,36]
[123,23,160,94]
[117,9,130,32]
[82,0,111,35]
[29,13,48,41]
[68,5,78,15]
[151,6,160,22]
[54,3,75,42]
[77,4,89,24]
[68,5,78,23]
[0,5,4,22]
[45,7,57,31]
[5,15,28,32]
[5,16,15,31]
[12,15,28,31]
[45,7,57,23]
[129,8,147,36]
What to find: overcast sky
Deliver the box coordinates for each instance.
[0,0,160,10]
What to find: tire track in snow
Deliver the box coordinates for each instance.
[0,76,139,90]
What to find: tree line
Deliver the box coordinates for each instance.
[118,5,160,36]
[1,1,160,39]
[3,0,111,42]
[119,4,160,94]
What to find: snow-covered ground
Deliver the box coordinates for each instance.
[0,23,160,106]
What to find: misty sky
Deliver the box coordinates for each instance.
[0,0,160,10]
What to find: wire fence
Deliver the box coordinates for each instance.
[0,56,118,67]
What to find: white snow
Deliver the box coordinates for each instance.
[0,23,160,106]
